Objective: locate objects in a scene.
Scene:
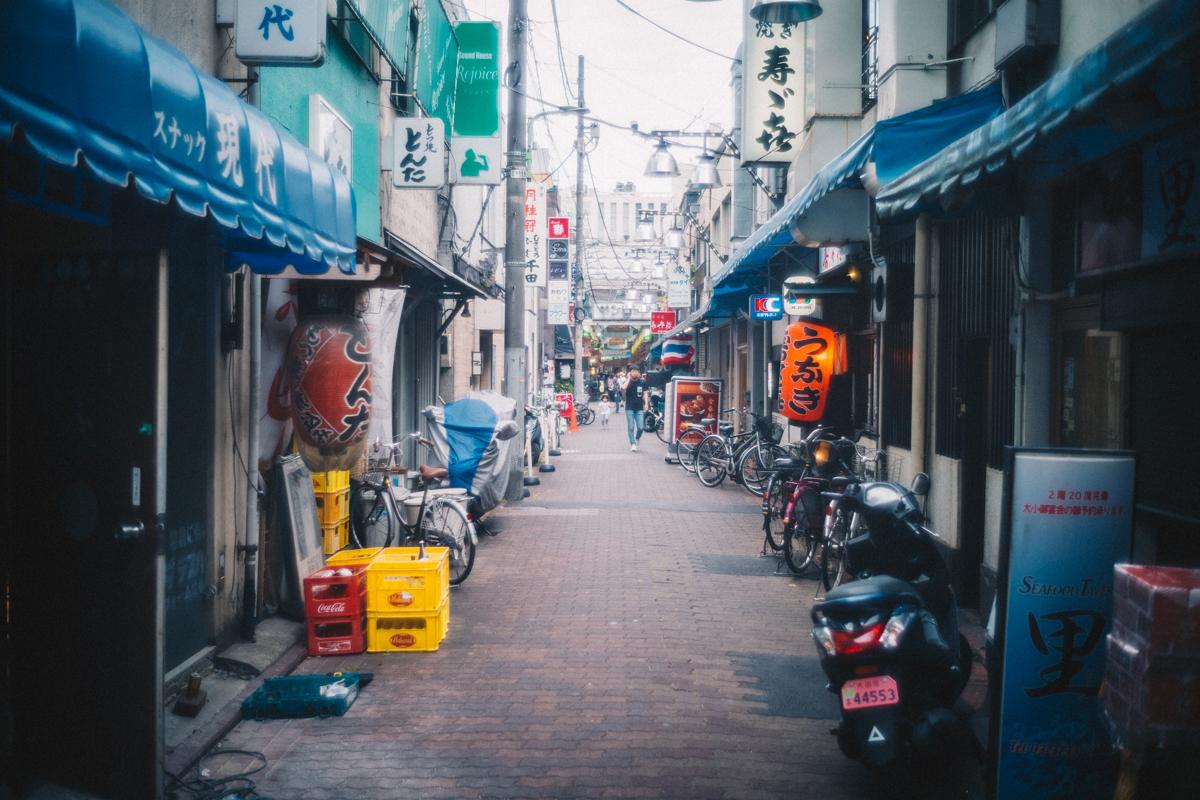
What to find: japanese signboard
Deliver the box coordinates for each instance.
[392,118,445,189]
[778,322,834,422]
[749,295,784,320]
[668,261,692,309]
[451,21,502,185]
[236,0,326,65]
[820,245,851,272]
[524,182,547,287]
[415,0,459,132]
[994,449,1136,800]
[1142,127,1199,259]
[672,379,722,442]
[547,305,569,325]
[742,16,804,165]
[308,95,352,179]
[783,275,818,316]
[547,215,570,308]
[651,311,676,334]
[549,217,570,240]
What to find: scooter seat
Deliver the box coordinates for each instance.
[814,576,925,625]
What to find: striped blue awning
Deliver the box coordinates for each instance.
[0,0,357,273]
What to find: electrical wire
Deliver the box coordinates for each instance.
[550,0,577,104]
[612,0,737,62]
[165,749,271,800]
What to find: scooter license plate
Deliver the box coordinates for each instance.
[841,676,900,710]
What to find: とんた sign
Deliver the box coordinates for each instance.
[778,322,834,422]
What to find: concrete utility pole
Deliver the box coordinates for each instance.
[503,0,528,501]
[572,56,586,400]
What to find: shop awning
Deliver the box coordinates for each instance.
[659,297,712,340]
[876,0,1200,220]
[0,0,357,273]
[385,231,486,298]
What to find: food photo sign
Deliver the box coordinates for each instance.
[672,379,722,439]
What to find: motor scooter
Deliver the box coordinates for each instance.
[810,473,980,771]
[524,405,543,467]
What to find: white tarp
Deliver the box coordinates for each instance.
[355,286,408,448]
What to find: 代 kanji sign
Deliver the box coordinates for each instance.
[778,322,834,422]
[236,0,326,65]
[392,118,445,189]
[651,311,676,334]
[741,16,803,165]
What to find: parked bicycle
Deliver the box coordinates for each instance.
[691,409,787,493]
[349,432,477,585]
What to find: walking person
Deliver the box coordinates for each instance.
[599,394,613,427]
[620,369,648,451]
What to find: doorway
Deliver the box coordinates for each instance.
[958,337,991,609]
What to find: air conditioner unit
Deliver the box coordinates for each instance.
[994,0,1059,69]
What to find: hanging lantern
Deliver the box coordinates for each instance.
[778,321,835,422]
[288,316,373,472]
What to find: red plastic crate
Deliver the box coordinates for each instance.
[304,565,367,620]
[307,613,367,656]
[1113,564,1200,659]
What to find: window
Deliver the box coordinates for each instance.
[622,202,630,238]
[950,0,996,51]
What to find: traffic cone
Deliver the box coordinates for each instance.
[569,406,579,432]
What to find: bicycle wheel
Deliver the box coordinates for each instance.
[349,483,394,549]
[678,428,705,473]
[656,417,669,443]
[784,486,820,574]
[738,443,788,497]
[822,509,853,591]
[695,435,728,487]
[420,496,475,585]
[762,473,789,552]
[579,407,595,425]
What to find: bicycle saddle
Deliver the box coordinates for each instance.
[700,418,716,425]
[718,422,734,433]
[419,465,449,481]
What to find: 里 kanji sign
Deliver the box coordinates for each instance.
[778,322,834,422]
[235,0,326,65]
[392,118,445,189]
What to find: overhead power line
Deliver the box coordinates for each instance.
[612,0,737,62]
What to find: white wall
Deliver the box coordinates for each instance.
[876,0,948,120]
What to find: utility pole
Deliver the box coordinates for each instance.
[503,0,528,501]
[572,56,586,400]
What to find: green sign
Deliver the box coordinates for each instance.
[415,0,458,132]
[348,0,410,77]
[452,22,500,137]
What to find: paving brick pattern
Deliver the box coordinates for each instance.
[214,422,980,799]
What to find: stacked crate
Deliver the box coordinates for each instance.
[365,548,450,652]
[1105,564,1200,748]
[303,564,368,656]
[312,470,350,554]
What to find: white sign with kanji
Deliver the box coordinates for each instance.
[392,118,445,189]
[667,261,691,309]
[742,17,804,165]
[524,182,547,287]
[236,0,326,65]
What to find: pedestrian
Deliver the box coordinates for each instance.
[599,394,613,427]
[620,368,648,451]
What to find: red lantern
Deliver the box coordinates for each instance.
[779,322,835,422]
[288,316,372,472]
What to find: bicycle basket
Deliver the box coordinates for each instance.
[852,446,904,482]
[754,416,784,445]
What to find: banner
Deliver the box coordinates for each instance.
[450,21,502,185]
[651,311,676,334]
[415,0,459,131]
[259,279,298,473]
[742,16,804,165]
[355,287,408,449]
[524,182,547,286]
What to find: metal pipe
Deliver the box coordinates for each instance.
[573,56,586,398]
[503,0,529,501]
[243,71,262,641]
[911,212,931,476]
[154,248,169,800]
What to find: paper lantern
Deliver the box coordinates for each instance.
[288,316,372,472]
[778,322,835,422]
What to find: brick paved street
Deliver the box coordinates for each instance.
[213,420,985,799]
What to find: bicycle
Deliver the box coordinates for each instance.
[574,398,596,426]
[348,433,477,585]
[733,412,787,496]
[677,412,715,474]
[692,409,761,487]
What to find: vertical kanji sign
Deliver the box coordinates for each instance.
[392,118,445,189]
[778,322,834,422]
[742,16,803,165]
[524,182,547,287]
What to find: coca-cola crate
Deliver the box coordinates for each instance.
[1113,564,1200,659]
[304,565,367,620]
[307,613,367,656]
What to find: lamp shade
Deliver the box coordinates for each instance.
[663,225,687,251]
[625,287,640,301]
[634,216,657,242]
[688,154,722,189]
[629,256,645,274]
[644,142,679,177]
[643,292,656,303]
[651,265,666,279]
[749,0,823,23]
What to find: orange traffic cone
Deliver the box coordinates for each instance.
[569,406,579,432]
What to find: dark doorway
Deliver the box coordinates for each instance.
[958,338,991,609]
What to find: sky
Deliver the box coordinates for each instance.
[457,0,745,198]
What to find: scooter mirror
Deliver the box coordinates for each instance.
[495,420,520,441]
[910,472,931,496]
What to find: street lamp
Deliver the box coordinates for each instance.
[663,222,687,252]
[644,138,679,178]
[749,0,823,23]
[629,255,645,274]
[634,214,657,242]
[688,153,722,189]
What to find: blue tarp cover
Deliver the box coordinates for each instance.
[0,0,357,273]
[441,399,497,491]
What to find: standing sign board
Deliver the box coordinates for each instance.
[741,17,803,165]
[668,261,691,309]
[992,448,1136,799]
[392,118,445,188]
[547,216,570,320]
[236,0,327,65]
[651,311,676,334]
[524,183,547,286]
[672,378,722,442]
[451,21,503,185]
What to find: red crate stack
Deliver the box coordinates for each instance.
[304,565,368,656]
[1105,564,1200,748]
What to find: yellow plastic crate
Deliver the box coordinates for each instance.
[315,487,350,525]
[365,548,449,613]
[321,518,349,556]
[367,603,448,652]
[327,547,382,566]
[312,470,350,493]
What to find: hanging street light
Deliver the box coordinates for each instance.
[749,0,823,23]
[629,255,645,274]
[688,153,722,189]
[625,287,641,301]
[663,222,687,252]
[644,138,679,178]
[651,264,666,279]
[634,214,657,242]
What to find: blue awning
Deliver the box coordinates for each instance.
[876,0,1200,220]
[0,0,357,273]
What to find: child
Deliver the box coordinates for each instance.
[599,394,613,427]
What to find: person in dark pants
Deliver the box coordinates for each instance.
[620,369,648,451]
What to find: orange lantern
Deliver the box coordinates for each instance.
[778,322,835,422]
[288,316,372,472]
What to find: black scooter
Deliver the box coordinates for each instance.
[524,405,543,467]
[810,473,980,772]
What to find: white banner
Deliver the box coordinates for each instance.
[354,286,409,448]
[393,118,445,189]
[524,182,547,287]
[259,279,297,472]
[668,261,691,309]
[742,17,805,165]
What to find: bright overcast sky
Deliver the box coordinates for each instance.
[457,0,744,196]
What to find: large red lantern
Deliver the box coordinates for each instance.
[779,322,835,422]
[288,316,372,472]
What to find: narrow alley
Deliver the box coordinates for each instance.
[206,422,984,799]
